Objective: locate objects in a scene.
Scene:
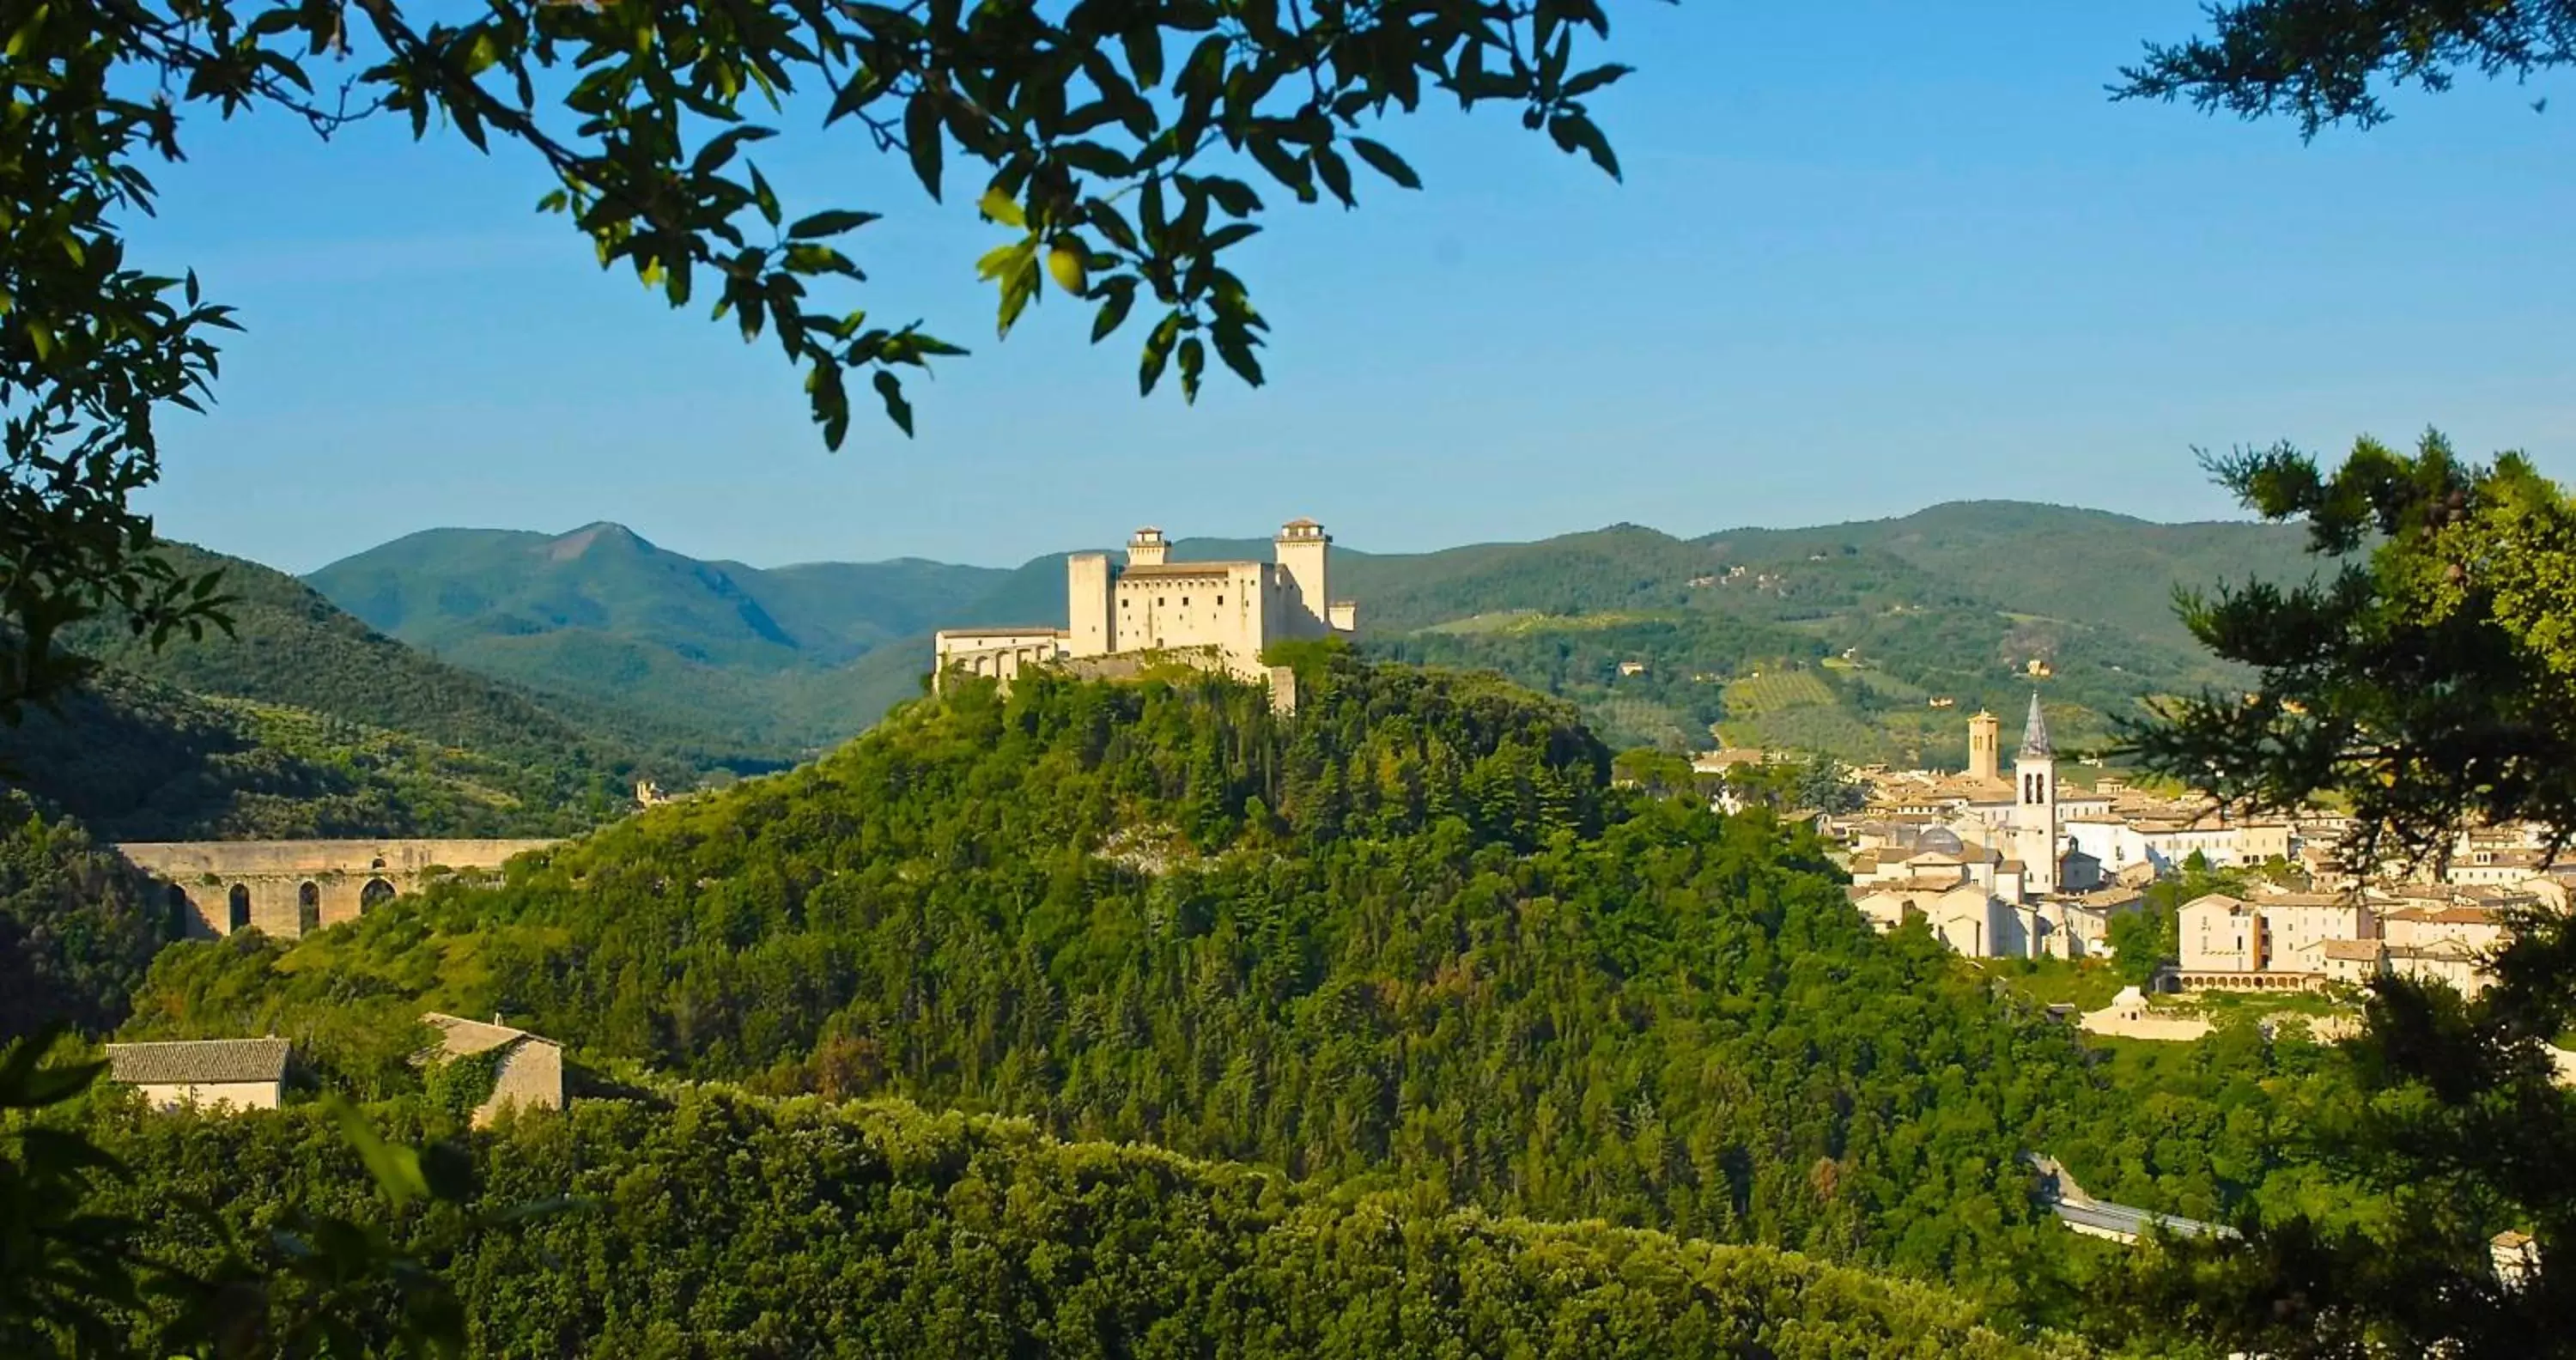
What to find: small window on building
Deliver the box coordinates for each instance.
[1182,596,1190,606]
[1216,595,1224,605]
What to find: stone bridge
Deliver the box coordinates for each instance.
[117,839,556,941]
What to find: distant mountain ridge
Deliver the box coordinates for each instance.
[300,501,2324,762]
[3,542,684,840]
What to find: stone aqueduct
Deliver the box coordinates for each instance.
[118,839,556,941]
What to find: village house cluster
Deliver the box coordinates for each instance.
[1790,699,2565,995]
[101,1013,567,1124]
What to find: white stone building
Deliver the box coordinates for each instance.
[2179,894,2269,980]
[933,519,1359,689]
[106,1038,290,1113]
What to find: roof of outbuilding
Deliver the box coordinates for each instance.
[422,1011,554,1058]
[106,1038,290,1085]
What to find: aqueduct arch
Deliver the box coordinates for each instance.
[117,839,556,941]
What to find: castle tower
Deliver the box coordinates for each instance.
[1273,517,1329,640]
[2011,692,2058,896]
[1967,709,2002,783]
[1067,551,1113,657]
[1127,526,1169,567]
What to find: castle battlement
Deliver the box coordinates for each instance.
[932,519,1358,696]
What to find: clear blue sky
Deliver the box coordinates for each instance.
[131,2,2576,573]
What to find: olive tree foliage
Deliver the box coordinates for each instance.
[0,0,1639,721]
[2116,0,2575,136]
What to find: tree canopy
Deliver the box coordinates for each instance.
[2120,0,2576,136]
[2122,437,2576,1359]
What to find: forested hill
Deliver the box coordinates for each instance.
[131,651,2367,1316]
[299,501,2318,763]
[82,1087,2078,1359]
[0,543,686,840]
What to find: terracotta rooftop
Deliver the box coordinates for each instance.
[1852,878,1988,897]
[2254,891,2359,909]
[106,1038,290,1086]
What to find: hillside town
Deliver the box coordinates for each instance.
[1722,698,2569,1001]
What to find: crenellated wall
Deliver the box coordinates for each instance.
[118,839,555,941]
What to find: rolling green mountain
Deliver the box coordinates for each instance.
[300,501,2323,765]
[307,522,1006,758]
[0,543,684,839]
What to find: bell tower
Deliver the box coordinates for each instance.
[1967,709,2002,783]
[2011,692,2058,896]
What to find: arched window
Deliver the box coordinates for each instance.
[296,881,321,936]
[167,883,192,938]
[228,884,252,933]
[361,878,396,914]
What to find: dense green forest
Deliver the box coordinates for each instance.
[0,794,173,1042]
[61,1088,2081,1358]
[300,501,2313,763]
[116,653,2375,1333]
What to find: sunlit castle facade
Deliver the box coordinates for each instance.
[933,519,1358,690]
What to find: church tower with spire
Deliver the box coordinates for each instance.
[2010,692,2059,896]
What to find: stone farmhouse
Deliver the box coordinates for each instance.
[105,1037,291,1113]
[422,1012,567,1127]
[932,519,1359,695]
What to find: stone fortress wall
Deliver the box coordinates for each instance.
[933,517,1359,695]
[118,839,555,940]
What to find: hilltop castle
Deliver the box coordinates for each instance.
[932,519,1359,691]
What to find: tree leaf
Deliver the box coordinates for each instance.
[788,209,883,240]
[328,1097,430,1207]
[872,369,914,436]
[1123,26,1163,88]
[1177,336,1206,403]
[905,94,945,199]
[977,185,1026,228]
[1139,312,1182,395]
[1312,145,1355,207]
[1348,138,1421,190]
[1546,112,1622,180]
[1090,277,1138,343]
[1561,62,1634,100]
